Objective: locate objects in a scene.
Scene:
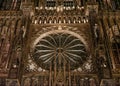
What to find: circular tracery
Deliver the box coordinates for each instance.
[32,32,88,70]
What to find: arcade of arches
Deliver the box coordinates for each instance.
[0,0,120,86]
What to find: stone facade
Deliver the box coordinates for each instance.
[0,0,120,86]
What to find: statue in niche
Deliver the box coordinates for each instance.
[43,78,48,86]
[83,77,89,86]
[97,50,110,78]
[94,23,99,43]
[32,82,38,86]
[98,51,107,68]
[14,47,21,68]
[24,78,31,86]
[89,78,96,86]
[31,78,38,86]
[21,26,26,38]
[80,79,84,86]
[10,19,16,39]
[55,70,64,86]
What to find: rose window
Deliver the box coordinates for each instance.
[32,32,88,70]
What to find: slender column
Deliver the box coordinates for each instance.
[68,61,71,86]
[63,60,66,86]
[80,78,84,86]
[49,62,52,86]
[73,74,76,86]
[53,53,57,86]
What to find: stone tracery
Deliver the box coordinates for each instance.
[0,0,120,86]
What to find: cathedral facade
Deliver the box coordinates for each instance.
[0,0,120,86]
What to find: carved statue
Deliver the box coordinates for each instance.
[24,78,31,86]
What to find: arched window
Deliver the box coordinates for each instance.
[46,0,56,7]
